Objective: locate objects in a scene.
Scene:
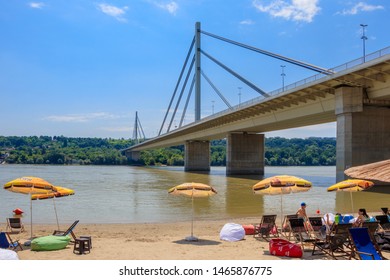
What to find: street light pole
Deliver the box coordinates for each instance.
[281,65,286,91]
[238,87,242,106]
[360,24,368,63]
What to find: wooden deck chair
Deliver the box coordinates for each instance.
[375,215,390,232]
[362,221,380,238]
[281,214,298,240]
[308,217,327,240]
[349,227,387,260]
[0,232,23,251]
[6,217,25,233]
[254,214,278,240]
[312,223,353,259]
[52,220,79,242]
[289,218,316,250]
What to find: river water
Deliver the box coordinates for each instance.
[0,165,389,225]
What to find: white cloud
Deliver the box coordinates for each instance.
[100,126,131,132]
[339,2,384,15]
[154,1,179,15]
[96,3,128,22]
[240,19,256,25]
[45,112,119,123]
[29,2,45,9]
[252,0,321,23]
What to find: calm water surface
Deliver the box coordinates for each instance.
[1,165,389,224]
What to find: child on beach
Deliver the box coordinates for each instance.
[296,202,312,231]
[296,202,308,220]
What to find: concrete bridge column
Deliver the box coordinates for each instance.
[226,132,265,175]
[125,151,141,162]
[336,86,390,181]
[184,140,210,171]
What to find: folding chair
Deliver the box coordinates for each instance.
[349,227,387,260]
[308,216,326,240]
[280,214,297,240]
[6,217,25,233]
[312,223,353,259]
[0,232,23,251]
[375,215,390,232]
[253,214,278,240]
[53,220,79,242]
[362,221,380,238]
[289,218,315,250]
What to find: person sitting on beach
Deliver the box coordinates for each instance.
[353,208,370,227]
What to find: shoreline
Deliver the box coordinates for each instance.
[3,218,389,260]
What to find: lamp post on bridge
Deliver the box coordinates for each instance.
[238,87,242,106]
[360,24,368,63]
[281,65,286,91]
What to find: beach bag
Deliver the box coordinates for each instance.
[242,224,255,235]
[269,238,303,258]
[220,223,245,242]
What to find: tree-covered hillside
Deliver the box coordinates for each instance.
[0,136,336,166]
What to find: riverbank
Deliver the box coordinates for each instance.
[3,218,389,260]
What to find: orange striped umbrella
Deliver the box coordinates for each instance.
[327,179,374,213]
[4,177,75,237]
[253,175,312,226]
[168,182,217,241]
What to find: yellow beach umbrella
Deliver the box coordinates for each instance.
[4,176,55,195]
[4,176,75,238]
[327,179,374,213]
[31,186,75,200]
[252,175,312,226]
[168,182,217,241]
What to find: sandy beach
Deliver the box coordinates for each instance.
[2,218,389,260]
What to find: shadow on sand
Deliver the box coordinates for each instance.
[172,239,222,246]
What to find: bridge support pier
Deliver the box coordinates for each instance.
[125,151,141,162]
[336,86,390,181]
[226,132,264,175]
[184,140,210,171]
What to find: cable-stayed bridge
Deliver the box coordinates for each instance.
[125,22,390,181]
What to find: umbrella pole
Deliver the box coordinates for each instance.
[185,193,198,241]
[280,194,283,231]
[30,193,33,240]
[191,194,194,237]
[350,191,354,214]
[52,197,60,230]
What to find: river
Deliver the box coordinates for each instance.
[1,165,389,224]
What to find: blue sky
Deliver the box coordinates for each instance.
[1,0,389,139]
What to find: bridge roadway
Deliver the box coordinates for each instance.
[126,49,390,180]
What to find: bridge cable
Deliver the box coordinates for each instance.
[137,116,146,141]
[179,74,196,128]
[201,30,333,75]
[167,56,196,132]
[201,50,270,98]
[201,70,233,109]
[159,37,195,136]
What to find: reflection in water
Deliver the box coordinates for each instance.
[0,165,389,224]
